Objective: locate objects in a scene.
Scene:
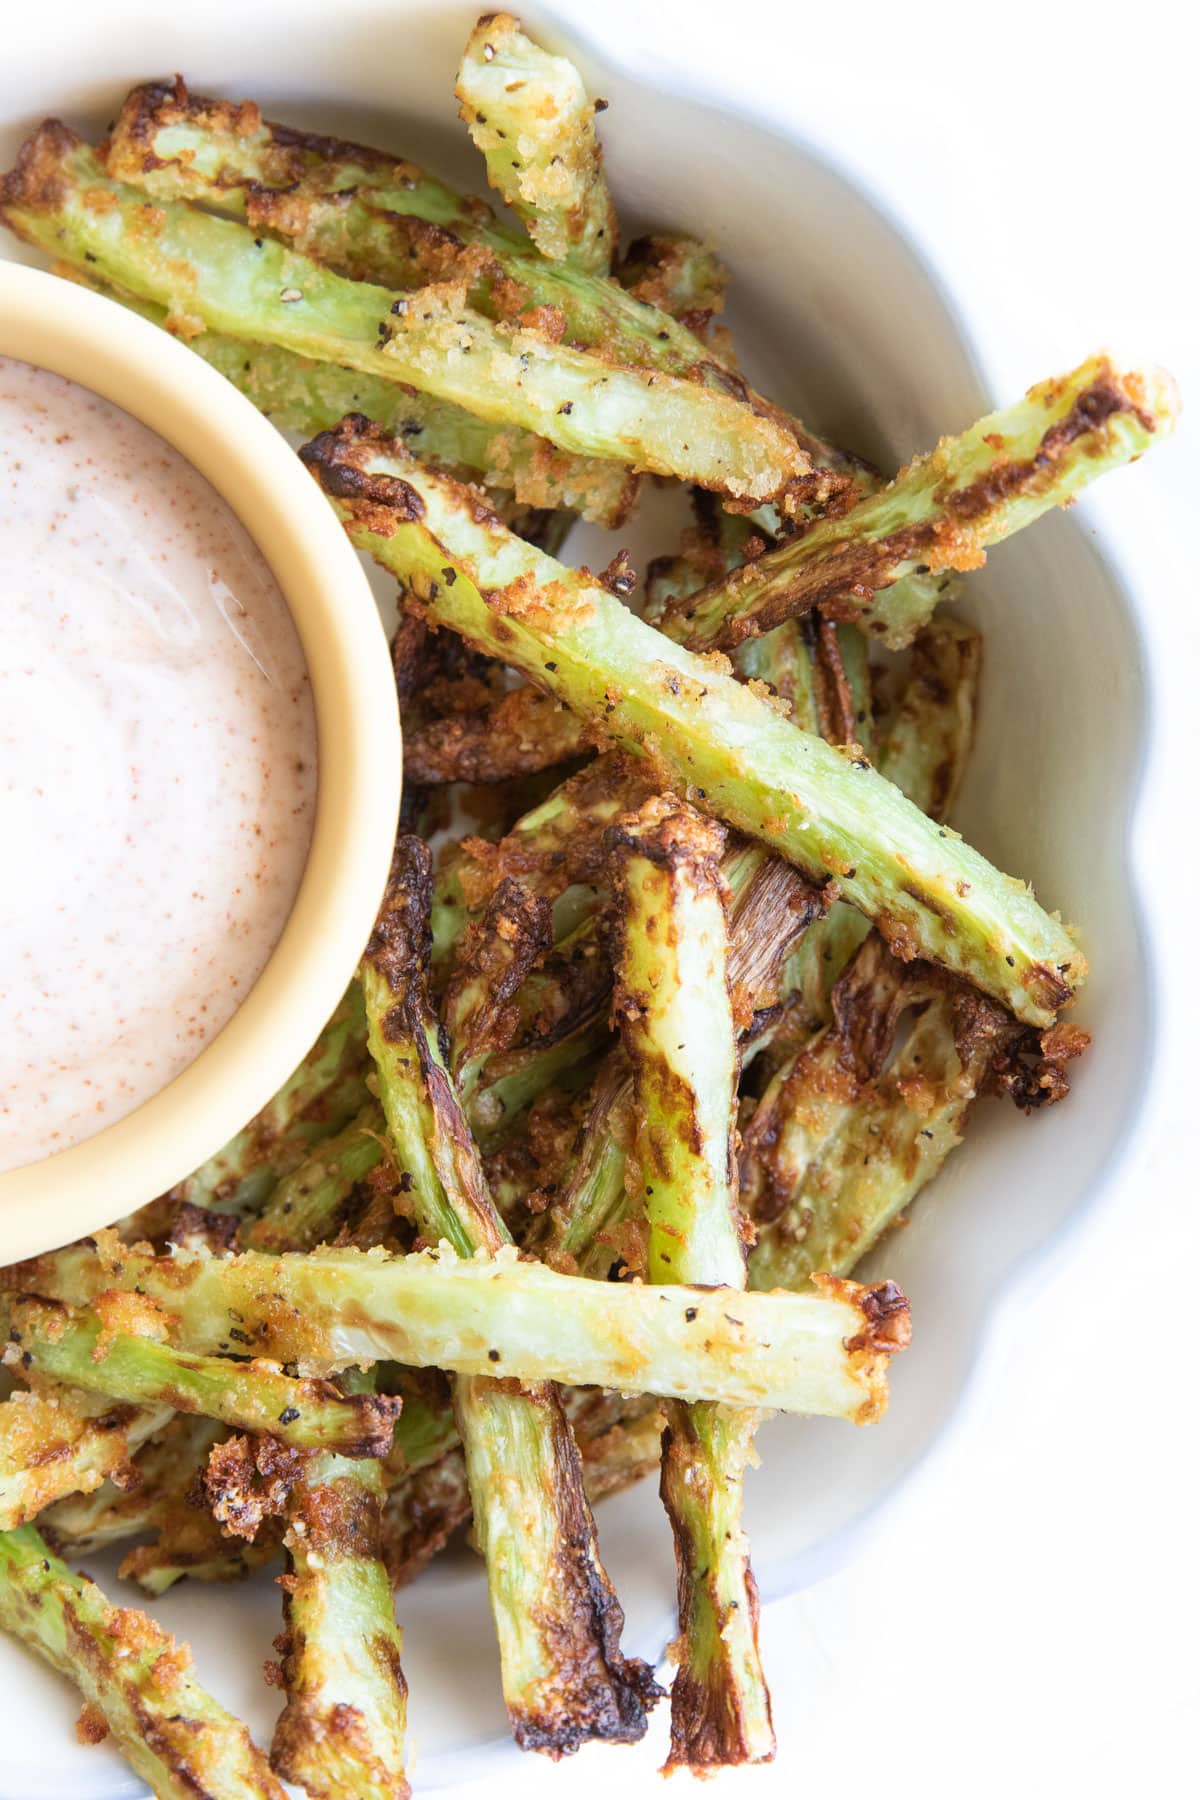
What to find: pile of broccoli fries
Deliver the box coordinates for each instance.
[0,11,1178,1792]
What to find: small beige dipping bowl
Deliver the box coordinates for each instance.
[0,262,401,1263]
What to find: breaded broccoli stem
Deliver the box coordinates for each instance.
[778,615,981,1029]
[103,79,705,374]
[42,1416,223,1557]
[616,233,728,335]
[1,126,807,502]
[301,419,1084,1026]
[169,985,370,1217]
[64,275,637,527]
[40,1415,281,1597]
[608,803,745,1286]
[451,1372,662,1752]
[6,1236,910,1418]
[402,682,593,784]
[0,1525,285,1800]
[266,1438,410,1799]
[873,616,980,818]
[660,355,1179,652]
[380,1395,665,1588]
[456,13,616,273]
[242,1103,387,1253]
[101,72,838,483]
[521,841,826,1271]
[0,1296,399,1456]
[441,877,553,1102]
[657,1402,771,1766]
[745,939,1088,1291]
[360,839,659,1752]
[0,1388,170,1530]
[609,798,773,1768]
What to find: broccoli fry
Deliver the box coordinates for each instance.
[261,1433,410,1800]
[0,1386,170,1530]
[0,1525,285,1800]
[6,1232,910,1417]
[456,13,616,273]
[0,1296,399,1455]
[610,798,774,1767]
[659,355,1179,652]
[301,419,1084,1026]
[169,985,370,1217]
[360,839,660,1752]
[1,126,808,502]
[63,275,637,526]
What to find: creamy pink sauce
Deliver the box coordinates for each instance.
[0,357,317,1174]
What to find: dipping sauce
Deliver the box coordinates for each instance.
[0,357,317,1174]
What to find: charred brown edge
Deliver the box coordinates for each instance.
[443,877,554,1068]
[812,1275,912,1356]
[402,688,590,785]
[363,835,435,1004]
[985,1018,1090,1112]
[727,861,833,1021]
[203,1433,309,1541]
[809,615,859,744]
[508,1385,663,1755]
[659,1405,774,1770]
[299,415,426,532]
[604,795,728,880]
[836,932,1085,1098]
[364,836,507,1255]
[165,1202,241,1254]
[668,365,1161,648]
[109,75,414,189]
[269,1460,410,1797]
[0,117,81,214]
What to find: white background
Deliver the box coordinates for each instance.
[441,3,1200,1797]
[6,2,1199,1795]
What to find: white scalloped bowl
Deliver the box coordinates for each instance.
[0,4,1162,1793]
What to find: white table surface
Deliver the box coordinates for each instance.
[435,2,1200,1795]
